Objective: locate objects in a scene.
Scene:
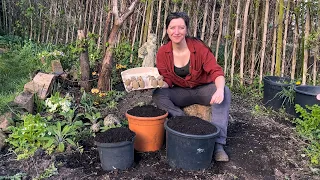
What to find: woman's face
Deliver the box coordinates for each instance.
[167,18,187,44]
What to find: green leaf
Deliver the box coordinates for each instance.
[43,139,54,149]
[58,142,65,152]
[66,138,76,146]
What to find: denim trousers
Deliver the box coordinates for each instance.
[152,83,231,145]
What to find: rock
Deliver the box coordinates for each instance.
[14,91,34,113]
[24,72,55,100]
[0,112,11,133]
[138,33,157,67]
[183,104,212,121]
[0,130,6,150]
[104,114,121,127]
[51,60,64,75]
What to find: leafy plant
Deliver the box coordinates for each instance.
[0,172,27,180]
[295,104,320,165]
[80,91,96,113]
[275,85,296,106]
[33,163,58,180]
[45,92,72,113]
[43,121,82,153]
[84,111,102,133]
[6,114,48,159]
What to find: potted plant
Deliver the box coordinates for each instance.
[94,127,136,171]
[164,116,220,170]
[125,105,168,152]
[262,76,296,114]
[294,85,320,111]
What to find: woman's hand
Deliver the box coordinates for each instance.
[210,88,224,104]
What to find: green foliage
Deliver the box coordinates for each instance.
[6,114,48,159]
[43,121,82,153]
[100,123,122,132]
[275,85,296,106]
[45,92,72,113]
[0,172,27,180]
[84,111,102,124]
[295,104,320,165]
[33,163,58,180]
[80,91,97,113]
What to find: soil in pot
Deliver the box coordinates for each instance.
[165,116,220,170]
[94,127,136,171]
[127,105,167,117]
[126,105,168,152]
[167,116,218,135]
[94,127,135,143]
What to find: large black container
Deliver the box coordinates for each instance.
[294,85,320,109]
[263,76,295,114]
[95,136,135,171]
[164,120,220,170]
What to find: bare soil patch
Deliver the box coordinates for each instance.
[0,86,318,180]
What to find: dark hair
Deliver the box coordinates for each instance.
[163,12,190,44]
[162,12,213,53]
[165,12,190,30]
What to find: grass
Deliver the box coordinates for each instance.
[0,41,42,114]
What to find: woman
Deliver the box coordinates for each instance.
[152,12,231,162]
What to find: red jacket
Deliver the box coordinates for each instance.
[156,38,224,88]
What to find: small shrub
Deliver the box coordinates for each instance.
[295,104,320,165]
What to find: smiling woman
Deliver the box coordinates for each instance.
[152,12,231,162]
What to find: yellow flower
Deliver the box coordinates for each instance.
[91,88,100,94]
[296,81,301,85]
[99,92,106,97]
[92,71,97,75]
[93,101,99,105]
[116,64,127,70]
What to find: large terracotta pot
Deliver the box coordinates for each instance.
[126,111,168,152]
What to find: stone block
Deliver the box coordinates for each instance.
[183,104,212,121]
[14,91,34,113]
[51,60,64,75]
[0,130,6,150]
[0,112,11,133]
[24,72,55,99]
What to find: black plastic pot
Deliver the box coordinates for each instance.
[95,136,135,171]
[294,85,320,110]
[164,120,220,170]
[263,76,295,114]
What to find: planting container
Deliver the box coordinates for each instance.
[164,120,220,170]
[95,134,135,171]
[294,85,320,109]
[126,111,168,152]
[263,76,295,114]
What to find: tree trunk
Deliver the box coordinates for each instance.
[249,0,260,84]
[302,5,310,85]
[291,9,299,80]
[208,0,217,47]
[78,30,91,92]
[270,2,278,76]
[155,0,162,39]
[192,0,201,37]
[313,1,320,85]
[239,0,251,86]
[97,0,104,49]
[162,0,170,43]
[230,0,241,87]
[98,0,139,91]
[281,0,291,77]
[259,0,269,84]
[275,0,284,76]
[139,2,147,46]
[147,0,154,37]
[91,0,99,34]
[180,0,185,11]
[215,0,225,60]
[142,0,152,44]
[224,0,232,75]
[200,1,209,40]
[102,11,112,54]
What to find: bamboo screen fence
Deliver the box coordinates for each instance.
[0,0,319,86]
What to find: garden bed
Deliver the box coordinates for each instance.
[0,86,317,179]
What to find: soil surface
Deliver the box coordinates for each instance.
[0,86,319,180]
[127,105,167,117]
[94,128,135,143]
[167,116,218,135]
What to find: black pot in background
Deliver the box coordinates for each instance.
[294,85,320,111]
[164,120,220,170]
[263,76,295,114]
